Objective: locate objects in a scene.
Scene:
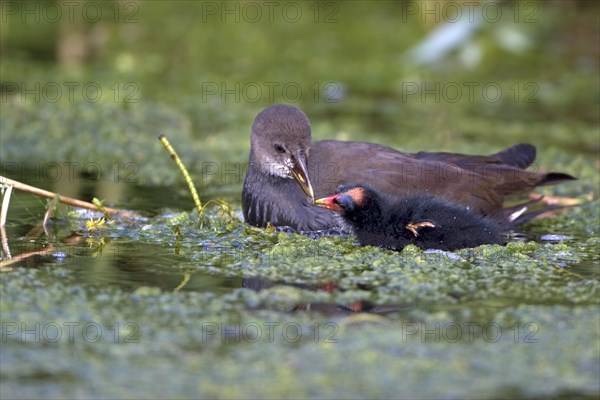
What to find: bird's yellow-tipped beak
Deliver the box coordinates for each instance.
[291,154,314,202]
[315,194,341,212]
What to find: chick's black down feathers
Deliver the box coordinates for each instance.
[322,185,506,251]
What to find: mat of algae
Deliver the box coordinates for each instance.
[1,189,599,398]
[1,1,599,398]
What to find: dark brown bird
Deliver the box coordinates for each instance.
[242,104,575,232]
[316,184,510,251]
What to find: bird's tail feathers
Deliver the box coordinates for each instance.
[494,196,574,228]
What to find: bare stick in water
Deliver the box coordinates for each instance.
[0,176,136,222]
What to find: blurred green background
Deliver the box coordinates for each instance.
[1,0,598,193]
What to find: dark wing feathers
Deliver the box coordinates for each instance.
[491,143,536,168]
[311,141,575,224]
[414,143,536,168]
[537,172,577,186]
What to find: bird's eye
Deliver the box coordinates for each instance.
[336,195,355,211]
[274,144,286,154]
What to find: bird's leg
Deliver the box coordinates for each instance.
[406,221,436,237]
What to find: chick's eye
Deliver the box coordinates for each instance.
[336,195,354,210]
[274,144,286,154]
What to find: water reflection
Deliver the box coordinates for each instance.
[2,211,408,315]
[242,276,410,315]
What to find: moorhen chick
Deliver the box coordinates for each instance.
[242,104,575,232]
[316,184,520,251]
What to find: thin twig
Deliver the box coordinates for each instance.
[0,184,13,227]
[174,272,191,292]
[159,134,203,216]
[0,225,10,260]
[0,245,55,269]
[0,176,136,218]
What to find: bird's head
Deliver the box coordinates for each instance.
[315,185,376,220]
[250,104,314,201]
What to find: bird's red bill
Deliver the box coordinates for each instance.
[315,194,340,211]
